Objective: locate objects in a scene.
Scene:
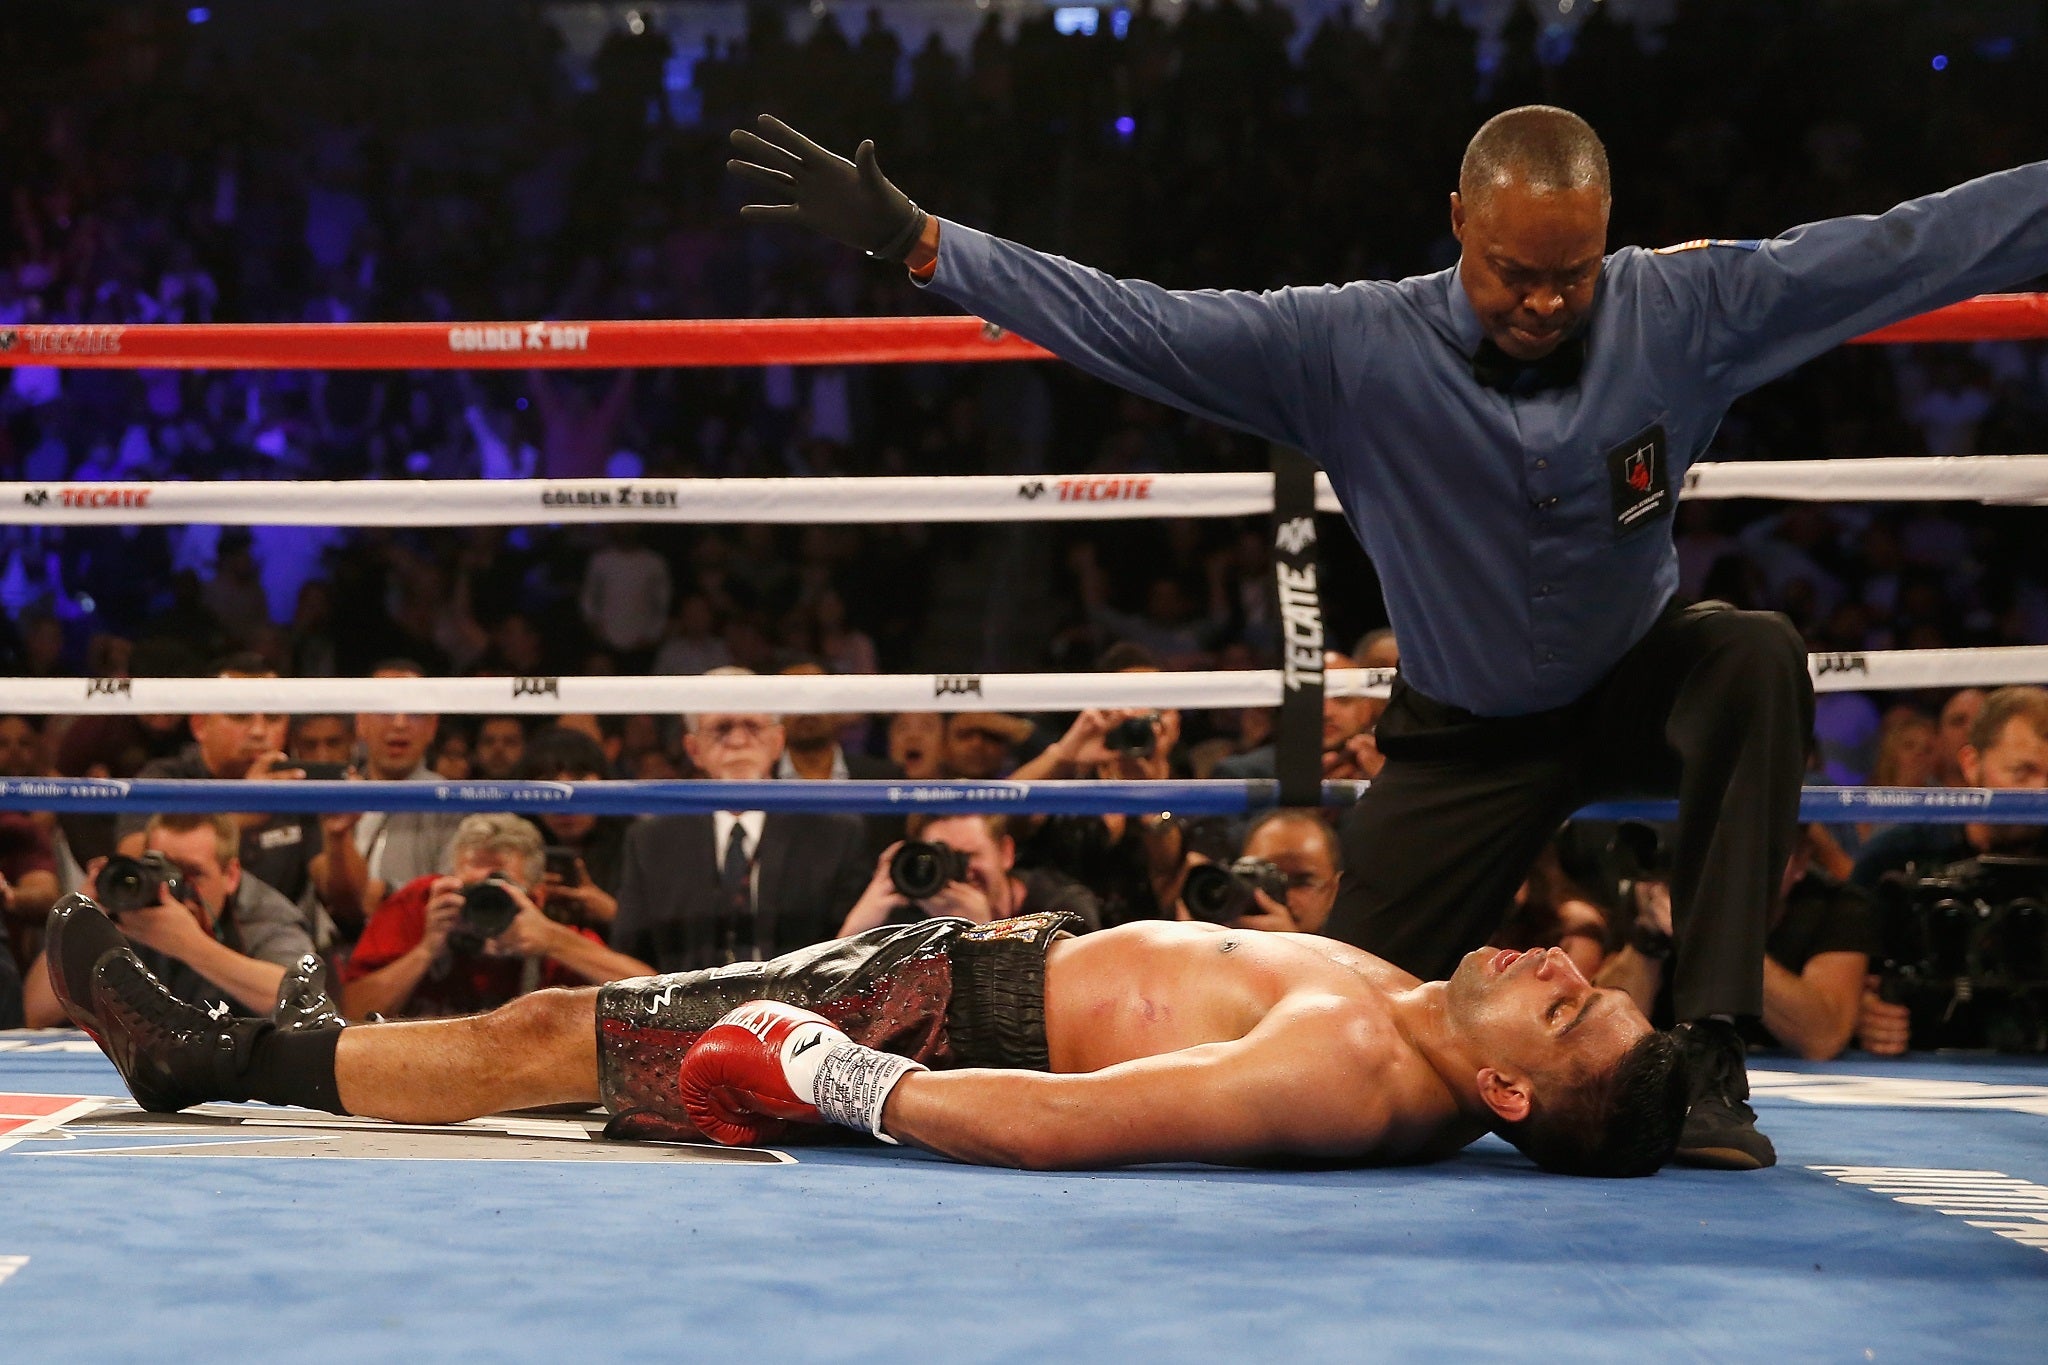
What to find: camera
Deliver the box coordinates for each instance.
[1873,855,2048,1052]
[1103,712,1160,758]
[98,851,195,915]
[890,840,972,901]
[1181,857,1290,924]
[451,873,524,947]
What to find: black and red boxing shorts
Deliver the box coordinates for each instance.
[595,911,1079,1142]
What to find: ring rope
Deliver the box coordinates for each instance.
[0,292,2041,371]
[8,455,2048,528]
[0,775,2025,825]
[1,647,2040,716]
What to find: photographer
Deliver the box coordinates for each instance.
[1852,686,2048,889]
[1174,810,1344,935]
[1600,827,1869,1061]
[341,814,652,1021]
[837,813,1102,938]
[1010,656,1207,924]
[518,726,626,935]
[24,813,316,1026]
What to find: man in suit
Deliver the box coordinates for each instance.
[776,662,907,859]
[614,672,872,973]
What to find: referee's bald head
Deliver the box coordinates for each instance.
[1459,105,1611,210]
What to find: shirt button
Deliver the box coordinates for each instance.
[1543,651,1558,663]
[1534,459,1549,470]
[1536,584,1552,596]
[1533,496,1559,510]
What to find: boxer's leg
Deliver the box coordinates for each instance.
[335,988,601,1123]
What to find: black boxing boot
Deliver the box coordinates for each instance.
[1672,1018,1776,1170]
[273,955,345,1033]
[89,949,347,1116]
[43,893,131,1040]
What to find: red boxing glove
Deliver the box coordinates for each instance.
[679,1000,926,1147]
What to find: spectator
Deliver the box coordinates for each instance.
[290,714,357,768]
[612,670,870,971]
[1214,648,1386,782]
[940,711,1034,780]
[432,723,474,780]
[1856,707,1938,843]
[1934,687,1987,787]
[887,712,946,780]
[1851,685,2048,890]
[115,653,365,932]
[0,715,60,969]
[779,662,906,856]
[1604,831,1868,1061]
[1010,687,1198,925]
[473,715,528,782]
[354,660,464,910]
[579,526,671,671]
[341,814,650,1020]
[518,725,628,935]
[653,593,735,676]
[24,813,316,1026]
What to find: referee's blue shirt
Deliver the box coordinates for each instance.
[921,163,2048,717]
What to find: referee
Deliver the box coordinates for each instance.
[729,105,2048,1169]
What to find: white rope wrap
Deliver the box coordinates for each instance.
[7,456,2048,527]
[6,647,2044,715]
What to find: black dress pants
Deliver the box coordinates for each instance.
[1324,600,1813,1022]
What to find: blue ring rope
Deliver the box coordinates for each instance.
[0,776,2034,823]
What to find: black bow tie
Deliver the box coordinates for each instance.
[1470,334,1587,395]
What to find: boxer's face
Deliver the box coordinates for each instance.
[1447,945,1645,1085]
[1452,180,1607,362]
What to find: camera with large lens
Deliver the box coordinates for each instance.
[1181,857,1290,924]
[889,840,972,901]
[450,873,523,949]
[1873,855,2048,1052]
[98,851,195,915]
[1103,712,1160,758]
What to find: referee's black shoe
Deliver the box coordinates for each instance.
[1672,1018,1776,1170]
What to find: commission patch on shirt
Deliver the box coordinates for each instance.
[1608,423,1671,538]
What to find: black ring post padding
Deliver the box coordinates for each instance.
[1270,448,1325,809]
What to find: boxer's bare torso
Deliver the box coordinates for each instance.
[881,920,1643,1168]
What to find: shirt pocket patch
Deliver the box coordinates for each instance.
[1607,422,1671,540]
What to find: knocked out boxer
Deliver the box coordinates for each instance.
[49,893,1686,1176]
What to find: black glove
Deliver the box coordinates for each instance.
[727,115,928,262]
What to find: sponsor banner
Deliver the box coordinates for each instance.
[0,473,1330,526]
[1270,448,1326,808]
[10,455,2048,530]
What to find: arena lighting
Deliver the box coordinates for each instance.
[1932,53,1949,71]
[1054,7,1099,37]
[185,6,209,22]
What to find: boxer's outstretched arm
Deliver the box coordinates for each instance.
[881,997,1396,1169]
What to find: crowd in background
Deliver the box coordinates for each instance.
[2,1,2048,1051]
